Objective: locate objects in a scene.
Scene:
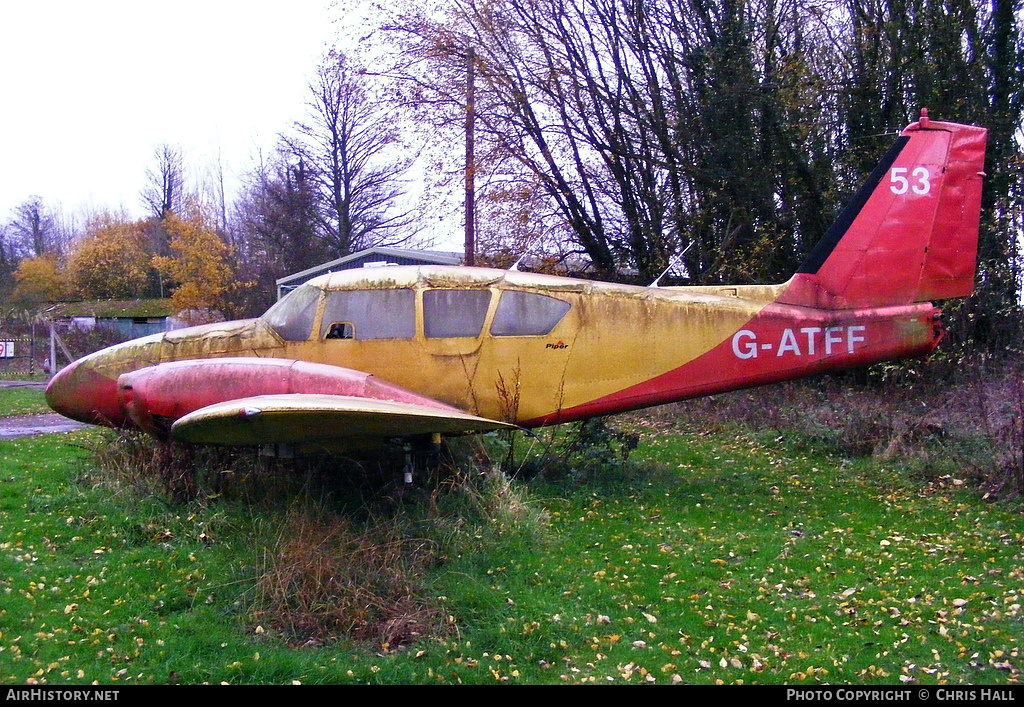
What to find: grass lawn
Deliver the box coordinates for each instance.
[0,387,50,417]
[0,421,1021,685]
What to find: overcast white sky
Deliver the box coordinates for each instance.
[0,0,345,227]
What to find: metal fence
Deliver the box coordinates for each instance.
[0,336,46,377]
[0,319,132,379]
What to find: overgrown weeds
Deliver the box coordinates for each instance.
[498,418,644,489]
[963,358,1024,500]
[660,355,1024,503]
[250,503,447,647]
[84,430,260,504]
[85,430,549,648]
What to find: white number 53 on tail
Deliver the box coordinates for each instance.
[890,167,931,195]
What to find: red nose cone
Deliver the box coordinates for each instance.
[46,360,127,427]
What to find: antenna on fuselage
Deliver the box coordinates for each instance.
[509,239,537,271]
[649,243,693,287]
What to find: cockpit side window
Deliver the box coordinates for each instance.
[261,285,321,342]
[424,289,492,338]
[320,289,415,340]
[490,291,570,336]
[325,322,354,339]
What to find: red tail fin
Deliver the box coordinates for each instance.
[780,111,987,309]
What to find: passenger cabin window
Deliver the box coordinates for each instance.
[491,291,570,336]
[320,289,415,340]
[423,289,491,338]
[261,285,321,342]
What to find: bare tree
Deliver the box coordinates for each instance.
[141,144,187,221]
[389,0,793,281]
[9,196,57,257]
[284,50,418,256]
[231,150,329,311]
[0,224,15,300]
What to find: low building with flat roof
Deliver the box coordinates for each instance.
[276,247,462,300]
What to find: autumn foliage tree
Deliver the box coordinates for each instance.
[66,217,153,300]
[11,254,64,306]
[153,208,244,325]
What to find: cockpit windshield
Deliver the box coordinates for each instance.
[261,285,321,341]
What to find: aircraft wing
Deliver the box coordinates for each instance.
[170,393,515,446]
[43,356,517,448]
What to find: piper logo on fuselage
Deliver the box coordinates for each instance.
[546,341,569,350]
[731,326,866,360]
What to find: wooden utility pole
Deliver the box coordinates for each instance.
[464,47,476,266]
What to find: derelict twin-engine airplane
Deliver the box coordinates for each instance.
[47,111,987,453]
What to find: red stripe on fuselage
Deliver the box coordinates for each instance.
[522,302,940,427]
